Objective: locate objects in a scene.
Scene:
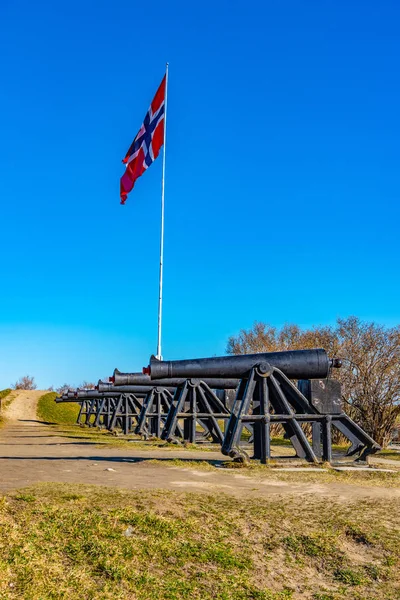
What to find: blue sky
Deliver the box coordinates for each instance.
[0,0,399,389]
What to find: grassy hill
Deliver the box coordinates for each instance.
[37,392,80,425]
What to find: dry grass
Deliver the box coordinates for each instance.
[0,389,12,402]
[0,389,15,427]
[378,449,400,462]
[151,458,400,488]
[0,483,399,599]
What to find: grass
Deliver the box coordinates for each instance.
[0,483,399,599]
[378,449,400,462]
[0,389,13,426]
[45,423,218,451]
[0,389,12,402]
[151,458,400,487]
[261,437,350,453]
[36,392,80,425]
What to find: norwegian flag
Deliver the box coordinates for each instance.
[120,75,166,204]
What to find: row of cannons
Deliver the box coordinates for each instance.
[56,348,381,464]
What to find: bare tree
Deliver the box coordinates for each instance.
[55,381,96,395]
[55,383,74,395]
[227,317,400,447]
[79,381,96,390]
[12,375,37,390]
[337,317,400,448]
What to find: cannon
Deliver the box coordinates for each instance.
[97,381,182,439]
[97,381,176,394]
[75,389,144,399]
[110,372,241,443]
[55,393,94,426]
[144,349,337,381]
[111,369,239,389]
[55,387,147,433]
[144,348,380,464]
[56,384,184,439]
[56,396,86,404]
[76,389,145,433]
[107,379,232,442]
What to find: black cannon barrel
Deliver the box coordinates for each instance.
[111,369,239,389]
[74,389,148,399]
[96,381,176,394]
[145,348,338,381]
[110,371,157,386]
[75,389,101,399]
[75,385,154,399]
[56,397,81,403]
[74,389,100,399]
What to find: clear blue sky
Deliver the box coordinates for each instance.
[0,0,399,389]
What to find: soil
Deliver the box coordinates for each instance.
[1,390,399,500]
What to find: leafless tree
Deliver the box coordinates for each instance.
[55,383,74,395]
[227,317,400,447]
[336,318,400,448]
[12,375,37,390]
[79,381,96,390]
[55,381,96,395]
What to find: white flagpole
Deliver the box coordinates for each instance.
[156,63,168,360]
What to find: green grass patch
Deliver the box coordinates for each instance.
[0,483,398,599]
[37,392,80,425]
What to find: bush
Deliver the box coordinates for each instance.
[12,375,37,390]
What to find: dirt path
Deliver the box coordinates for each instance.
[0,392,399,500]
[3,390,44,422]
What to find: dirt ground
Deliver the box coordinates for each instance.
[2,389,42,421]
[1,390,399,499]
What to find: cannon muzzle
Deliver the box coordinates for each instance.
[145,348,338,381]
